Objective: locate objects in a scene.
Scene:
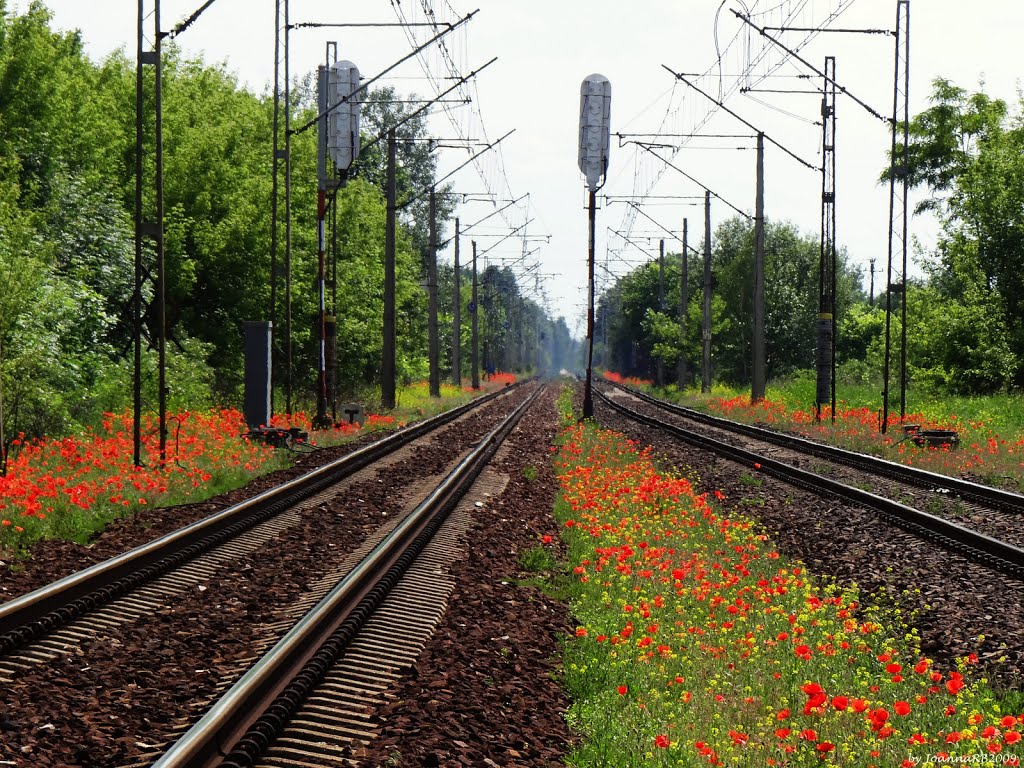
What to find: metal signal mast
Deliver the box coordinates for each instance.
[881,0,911,433]
[817,56,837,423]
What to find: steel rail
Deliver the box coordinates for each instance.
[595,388,1024,580]
[605,380,1024,513]
[0,381,526,649]
[151,382,545,768]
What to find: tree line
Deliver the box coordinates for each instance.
[598,77,1024,400]
[0,2,571,453]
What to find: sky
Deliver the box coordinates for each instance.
[11,0,1024,337]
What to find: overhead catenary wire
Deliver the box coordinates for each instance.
[292,9,480,137]
[476,219,534,258]
[614,0,856,247]
[624,202,703,256]
[400,129,515,209]
[391,0,529,239]
[358,58,498,157]
[662,64,819,172]
[731,9,891,125]
[631,142,751,221]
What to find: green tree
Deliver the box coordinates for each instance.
[886,77,1024,388]
[712,217,861,385]
[353,87,456,261]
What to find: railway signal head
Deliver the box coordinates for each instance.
[328,60,361,172]
[578,74,611,191]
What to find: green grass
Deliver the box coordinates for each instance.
[519,544,557,572]
[622,369,1024,489]
[553,417,1023,767]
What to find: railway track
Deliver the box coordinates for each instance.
[595,384,1024,580]
[145,383,543,768]
[604,379,1024,511]
[0,381,540,765]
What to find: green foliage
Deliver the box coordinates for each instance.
[353,87,456,261]
[598,253,695,380]
[712,217,862,385]
[0,2,567,460]
[599,218,862,387]
[557,384,577,425]
[885,77,1024,389]
[519,544,556,573]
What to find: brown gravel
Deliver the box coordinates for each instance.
[354,384,574,768]
[596,394,1024,692]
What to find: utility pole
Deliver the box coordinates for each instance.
[817,56,838,423]
[382,128,397,408]
[452,218,461,386]
[284,1,293,415]
[657,238,665,387]
[702,190,712,393]
[578,73,611,419]
[678,218,688,389]
[428,187,440,397]
[869,258,876,307]
[134,0,166,465]
[471,240,480,390]
[752,131,766,403]
[324,56,360,423]
[314,65,330,428]
[270,0,284,416]
[882,0,911,432]
[584,188,597,416]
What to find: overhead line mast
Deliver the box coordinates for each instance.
[730,5,910,431]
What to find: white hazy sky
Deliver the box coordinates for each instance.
[11,1,1024,336]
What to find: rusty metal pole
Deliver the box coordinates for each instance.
[583,189,597,418]
[471,240,480,390]
[752,131,766,404]
[702,190,712,393]
[678,218,688,389]
[428,188,440,397]
[382,128,397,409]
[452,218,462,387]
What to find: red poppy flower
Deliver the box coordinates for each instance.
[617,685,628,695]
[946,677,965,695]
[869,708,889,731]
[894,701,911,716]
[654,734,670,749]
